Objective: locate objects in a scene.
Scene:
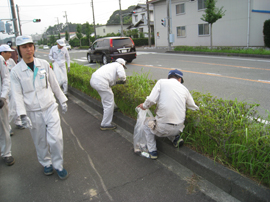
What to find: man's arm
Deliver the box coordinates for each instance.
[0,63,10,100]
[186,92,199,111]
[65,48,70,68]
[48,47,54,62]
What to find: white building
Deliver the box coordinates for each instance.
[149,0,270,48]
[96,24,129,37]
[128,4,154,37]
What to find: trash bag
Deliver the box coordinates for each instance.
[52,62,66,86]
[8,92,17,123]
[133,107,154,153]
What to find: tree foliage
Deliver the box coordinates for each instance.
[107,6,135,25]
[201,0,225,25]
[76,24,83,46]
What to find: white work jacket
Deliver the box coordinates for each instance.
[143,78,199,124]
[92,62,126,87]
[6,58,16,72]
[49,45,70,67]
[10,58,68,116]
[0,55,10,100]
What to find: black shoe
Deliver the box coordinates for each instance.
[173,135,184,148]
[3,156,15,166]
[16,125,25,130]
[100,124,117,131]
[65,94,69,98]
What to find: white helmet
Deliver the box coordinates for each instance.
[16,35,33,46]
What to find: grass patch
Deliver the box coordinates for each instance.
[174,46,270,55]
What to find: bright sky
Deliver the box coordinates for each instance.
[0,0,146,39]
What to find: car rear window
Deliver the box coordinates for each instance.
[112,38,132,47]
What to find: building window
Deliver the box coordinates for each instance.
[177,26,186,37]
[139,28,143,33]
[198,0,206,10]
[141,13,145,20]
[176,3,185,14]
[135,15,138,22]
[103,29,105,33]
[198,23,209,35]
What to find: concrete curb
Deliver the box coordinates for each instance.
[68,86,270,202]
[166,51,270,59]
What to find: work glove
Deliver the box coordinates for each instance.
[61,103,68,114]
[116,80,126,85]
[68,67,70,73]
[21,115,32,129]
[0,98,6,109]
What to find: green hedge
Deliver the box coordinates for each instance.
[133,38,155,46]
[68,62,270,188]
[263,19,270,48]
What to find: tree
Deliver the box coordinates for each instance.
[76,24,83,47]
[49,35,56,46]
[85,22,91,46]
[201,0,225,49]
[65,31,69,41]
[58,33,61,39]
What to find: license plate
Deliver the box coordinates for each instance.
[121,49,127,53]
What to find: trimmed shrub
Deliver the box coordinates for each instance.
[263,19,270,48]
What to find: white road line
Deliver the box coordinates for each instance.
[206,73,221,76]
[258,80,270,83]
[73,59,87,62]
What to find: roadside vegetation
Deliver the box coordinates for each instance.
[174,46,270,55]
[68,62,270,188]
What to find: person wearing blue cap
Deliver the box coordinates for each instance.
[138,69,199,159]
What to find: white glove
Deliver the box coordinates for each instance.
[21,115,32,129]
[61,103,68,114]
[68,67,70,73]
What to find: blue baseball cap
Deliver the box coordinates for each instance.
[168,69,184,83]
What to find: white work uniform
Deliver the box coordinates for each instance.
[142,78,199,152]
[10,58,68,170]
[0,55,12,158]
[90,62,126,126]
[6,58,19,124]
[49,45,70,94]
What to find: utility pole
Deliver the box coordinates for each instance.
[91,0,96,39]
[63,11,69,36]
[146,0,151,47]
[10,0,19,36]
[16,4,22,35]
[118,0,124,36]
[166,0,173,50]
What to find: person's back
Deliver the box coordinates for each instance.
[156,78,190,124]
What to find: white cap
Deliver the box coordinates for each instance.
[16,35,33,46]
[57,39,66,47]
[116,58,127,69]
[0,44,15,52]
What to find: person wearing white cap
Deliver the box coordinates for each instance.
[138,69,199,159]
[0,44,15,166]
[90,58,127,130]
[0,45,24,131]
[10,35,69,179]
[49,39,70,97]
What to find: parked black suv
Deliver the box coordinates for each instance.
[87,37,136,64]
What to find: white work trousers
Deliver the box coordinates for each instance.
[144,120,182,152]
[27,103,63,170]
[90,77,116,126]
[0,102,12,157]
[54,63,68,94]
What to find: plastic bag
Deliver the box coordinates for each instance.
[52,62,66,86]
[133,107,154,153]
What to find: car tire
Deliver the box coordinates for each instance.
[127,60,133,63]
[87,54,93,63]
[102,55,107,65]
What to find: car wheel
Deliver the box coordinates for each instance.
[127,60,133,63]
[102,55,107,65]
[87,54,93,63]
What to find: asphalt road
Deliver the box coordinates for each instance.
[36,48,270,118]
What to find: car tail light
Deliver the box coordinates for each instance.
[129,37,135,46]
[110,39,113,47]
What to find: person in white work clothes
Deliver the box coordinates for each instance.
[49,39,70,97]
[0,45,15,166]
[90,58,127,130]
[138,69,199,159]
[10,35,69,179]
[0,45,24,132]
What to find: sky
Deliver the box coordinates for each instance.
[0,0,146,39]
